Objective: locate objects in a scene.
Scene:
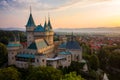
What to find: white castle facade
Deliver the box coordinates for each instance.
[7,10,86,70]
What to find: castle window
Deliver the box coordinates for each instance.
[42,59,44,63]
[76,56,79,60]
[68,56,70,59]
[68,60,70,62]
[37,59,39,62]
[12,57,14,60]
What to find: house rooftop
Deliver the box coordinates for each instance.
[16,54,35,59]
[7,43,22,47]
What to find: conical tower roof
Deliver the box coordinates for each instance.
[47,15,52,29]
[26,7,36,27]
[44,17,48,31]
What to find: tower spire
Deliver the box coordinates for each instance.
[48,13,52,29]
[30,6,32,14]
[48,12,50,20]
[44,16,48,31]
[26,6,36,27]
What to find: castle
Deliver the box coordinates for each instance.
[7,8,85,69]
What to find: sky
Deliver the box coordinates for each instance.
[0,0,120,29]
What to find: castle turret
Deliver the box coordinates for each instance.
[26,6,36,47]
[47,16,54,45]
[44,17,48,31]
[48,15,52,30]
[35,54,46,67]
[7,41,22,65]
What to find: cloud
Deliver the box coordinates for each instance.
[0,0,111,12]
[0,0,10,10]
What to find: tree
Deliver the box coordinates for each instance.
[26,66,62,80]
[0,67,21,80]
[82,43,91,55]
[108,51,120,69]
[0,36,9,45]
[0,43,7,56]
[68,61,84,74]
[89,70,99,80]
[98,47,109,70]
[61,72,84,80]
[0,43,8,66]
[89,54,99,71]
[98,45,120,80]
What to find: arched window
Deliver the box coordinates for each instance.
[74,54,76,59]
[37,59,39,62]
[42,59,44,63]
[77,55,79,61]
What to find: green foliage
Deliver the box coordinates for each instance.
[68,61,85,73]
[0,43,7,66]
[89,70,99,80]
[0,43,7,56]
[0,36,9,45]
[82,53,91,60]
[0,30,26,43]
[61,72,84,80]
[82,43,91,55]
[60,61,85,75]
[108,51,120,69]
[98,45,120,69]
[89,54,99,71]
[0,67,21,80]
[26,66,62,80]
[54,36,59,41]
[98,45,120,80]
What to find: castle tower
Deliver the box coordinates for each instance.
[43,15,54,45]
[47,16,54,45]
[44,18,49,43]
[7,36,22,65]
[26,6,36,47]
[44,17,48,31]
[35,54,46,67]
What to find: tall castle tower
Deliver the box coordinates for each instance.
[7,40,22,65]
[25,7,54,47]
[44,16,54,45]
[26,7,36,47]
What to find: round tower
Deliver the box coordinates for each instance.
[49,31,54,45]
[44,15,54,45]
[26,7,36,47]
[35,54,46,67]
[7,42,22,65]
